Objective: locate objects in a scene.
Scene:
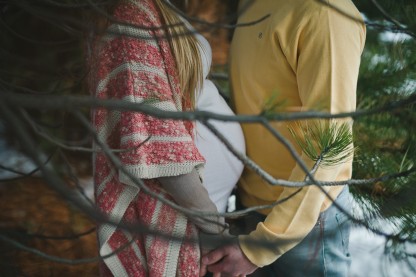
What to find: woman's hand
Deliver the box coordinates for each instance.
[200,237,257,277]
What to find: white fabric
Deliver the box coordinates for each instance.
[194,33,246,213]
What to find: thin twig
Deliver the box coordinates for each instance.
[0,233,134,265]
[57,149,95,206]
[163,0,270,30]
[10,227,96,241]
[0,149,56,182]
[19,109,95,152]
[369,0,408,31]
[73,110,228,228]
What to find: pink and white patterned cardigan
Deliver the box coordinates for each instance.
[90,0,205,276]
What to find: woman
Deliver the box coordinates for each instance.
[89,0,244,275]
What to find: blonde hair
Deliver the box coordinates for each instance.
[154,0,203,110]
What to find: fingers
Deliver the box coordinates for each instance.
[199,263,208,277]
[201,242,254,276]
[201,246,227,276]
[202,247,230,276]
[200,242,214,276]
[206,260,229,274]
[202,247,227,266]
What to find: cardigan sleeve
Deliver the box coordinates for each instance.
[93,1,205,186]
[239,5,366,267]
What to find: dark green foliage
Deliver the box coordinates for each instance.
[351,0,416,240]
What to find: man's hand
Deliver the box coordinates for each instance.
[200,238,258,276]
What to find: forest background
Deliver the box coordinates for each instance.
[0,0,415,276]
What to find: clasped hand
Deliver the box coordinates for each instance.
[199,234,258,277]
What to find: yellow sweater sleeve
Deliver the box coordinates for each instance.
[239,4,366,267]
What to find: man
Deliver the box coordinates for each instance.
[201,0,366,276]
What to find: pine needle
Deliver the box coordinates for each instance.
[288,120,355,167]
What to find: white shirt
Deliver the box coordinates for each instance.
[194,32,245,213]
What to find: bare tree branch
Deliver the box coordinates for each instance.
[72,110,229,228]
[9,227,96,241]
[315,0,416,38]
[19,109,94,152]
[0,232,134,265]
[0,149,56,182]
[2,91,415,124]
[369,0,409,31]
[57,149,95,206]
[163,0,270,30]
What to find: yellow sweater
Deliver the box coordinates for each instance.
[230,0,366,267]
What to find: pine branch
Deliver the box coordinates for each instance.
[288,120,355,167]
